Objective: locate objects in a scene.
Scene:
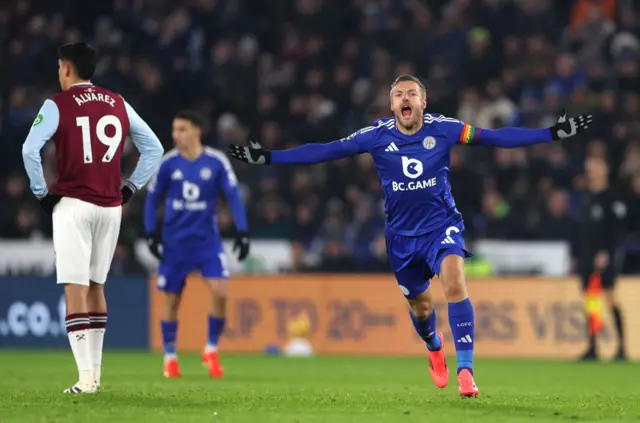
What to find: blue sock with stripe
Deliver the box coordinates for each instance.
[160,320,178,357]
[410,310,441,351]
[207,315,226,350]
[448,298,474,373]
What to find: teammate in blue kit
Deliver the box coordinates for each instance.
[229,74,593,397]
[144,110,250,379]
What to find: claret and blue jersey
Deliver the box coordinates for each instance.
[144,146,247,292]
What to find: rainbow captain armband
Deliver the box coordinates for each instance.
[458,123,481,145]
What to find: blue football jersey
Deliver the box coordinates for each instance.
[144,147,247,253]
[344,113,471,236]
[271,111,552,236]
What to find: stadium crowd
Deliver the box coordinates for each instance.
[2,0,640,273]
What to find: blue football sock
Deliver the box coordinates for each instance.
[207,315,226,348]
[448,298,475,372]
[410,310,441,351]
[160,320,178,355]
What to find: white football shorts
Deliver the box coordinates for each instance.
[52,197,122,285]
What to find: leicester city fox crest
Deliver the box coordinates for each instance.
[423,136,436,150]
[200,167,212,180]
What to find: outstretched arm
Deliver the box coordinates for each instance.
[458,112,593,148]
[228,134,366,165]
[469,126,552,148]
[272,140,362,164]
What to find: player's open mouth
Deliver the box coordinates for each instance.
[401,105,412,117]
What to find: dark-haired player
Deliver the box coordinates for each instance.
[144,111,249,379]
[229,74,593,398]
[22,43,164,393]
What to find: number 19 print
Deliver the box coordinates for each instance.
[76,115,123,163]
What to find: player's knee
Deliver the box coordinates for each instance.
[408,288,433,318]
[409,299,433,318]
[208,279,228,298]
[63,283,89,297]
[439,255,467,301]
[442,280,467,301]
[213,290,228,303]
[163,293,181,319]
[88,281,104,294]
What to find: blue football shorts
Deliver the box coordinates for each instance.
[157,244,230,294]
[386,222,472,299]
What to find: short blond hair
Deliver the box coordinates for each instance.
[390,74,426,98]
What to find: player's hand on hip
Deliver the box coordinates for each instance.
[233,232,250,261]
[38,194,62,215]
[146,233,163,260]
[227,134,271,164]
[121,185,135,205]
[550,109,593,140]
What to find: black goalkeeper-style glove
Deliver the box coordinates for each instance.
[550,109,593,141]
[228,135,271,164]
[146,233,163,260]
[233,231,250,261]
[39,194,62,215]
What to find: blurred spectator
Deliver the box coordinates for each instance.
[537,189,574,240]
[314,240,354,273]
[474,189,524,239]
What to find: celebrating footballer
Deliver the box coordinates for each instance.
[229,74,593,398]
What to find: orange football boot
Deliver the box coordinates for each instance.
[163,358,182,378]
[202,350,224,378]
[457,368,479,398]
[428,330,449,388]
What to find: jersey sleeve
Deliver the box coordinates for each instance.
[143,159,171,234]
[270,127,373,164]
[22,99,60,197]
[341,126,377,151]
[124,100,164,191]
[216,154,248,232]
[443,118,553,148]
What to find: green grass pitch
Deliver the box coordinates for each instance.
[0,351,637,422]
